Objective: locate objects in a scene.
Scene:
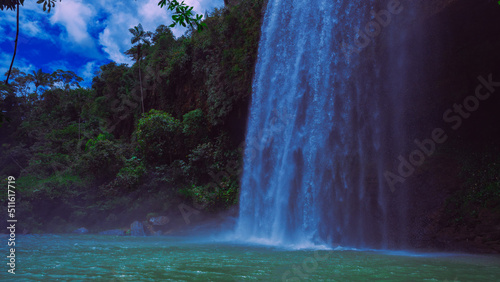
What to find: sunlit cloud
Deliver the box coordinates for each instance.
[0,5,53,43]
[50,0,95,46]
[0,0,224,84]
[99,26,133,65]
[79,61,99,86]
[0,52,35,77]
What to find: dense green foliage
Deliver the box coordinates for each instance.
[1,0,200,88]
[158,0,207,32]
[0,0,264,232]
[445,147,500,225]
[0,0,58,12]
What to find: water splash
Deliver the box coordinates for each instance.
[236,0,416,249]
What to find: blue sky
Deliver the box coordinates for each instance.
[0,0,223,87]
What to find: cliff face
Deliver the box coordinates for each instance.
[416,0,458,17]
[232,0,499,252]
[2,0,497,252]
[401,0,500,253]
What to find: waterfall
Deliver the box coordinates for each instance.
[236,0,417,249]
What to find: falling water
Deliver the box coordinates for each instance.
[236,0,418,249]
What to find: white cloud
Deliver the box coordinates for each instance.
[96,0,163,65]
[99,26,133,65]
[1,0,224,63]
[23,21,42,37]
[44,59,71,72]
[0,52,35,79]
[50,0,95,45]
[0,7,52,43]
[0,0,225,85]
[164,0,224,36]
[96,0,223,65]
[79,61,99,85]
[0,52,12,78]
[139,0,171,20]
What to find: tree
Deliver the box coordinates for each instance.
[28,69,51,96]
[1,0,204,85]
[152,24,176,45]
[136,109,182,165]
[0,82,15,126]
[128,23,152,114]
[0,0,58,13]
[4,0,20,86]
[1,0,61,85]
[157,0,206,32]
[0,0,23,11]
[51,69,83,90]
[5,68,31,98]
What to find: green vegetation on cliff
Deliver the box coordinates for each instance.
[0,0,264,233]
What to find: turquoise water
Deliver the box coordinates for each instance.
[2,235,500,281]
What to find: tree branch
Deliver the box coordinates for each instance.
[5,2,19,85]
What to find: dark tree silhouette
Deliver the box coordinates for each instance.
[1,0,60,85]
[128,24,152,114]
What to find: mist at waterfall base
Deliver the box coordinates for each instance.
[231,0,423,250]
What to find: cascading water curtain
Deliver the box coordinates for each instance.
[236,0,417,249]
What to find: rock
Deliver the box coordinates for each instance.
[473,236,482,244]
[98,229,125,236]
[143,221,155,236]
[149,216,169,226]
[130,221,145,236]
[73,227,89,234]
